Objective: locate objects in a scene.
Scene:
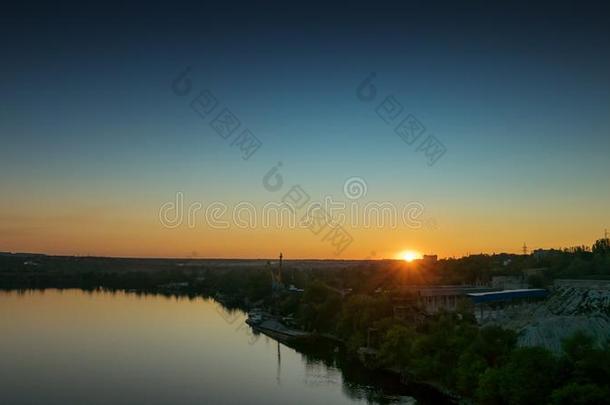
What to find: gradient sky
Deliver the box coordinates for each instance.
[1,1,609,259]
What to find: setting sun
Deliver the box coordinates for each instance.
[398,250,422,262]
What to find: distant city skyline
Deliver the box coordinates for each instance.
[1,2,609,259]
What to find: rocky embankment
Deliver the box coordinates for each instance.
[483,280,610,352]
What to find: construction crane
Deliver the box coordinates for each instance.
[270,252,283,292]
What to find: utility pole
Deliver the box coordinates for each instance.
[278,252,283,285]
[522,243,528,255]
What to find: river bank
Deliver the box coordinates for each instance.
[2,289,439,404]
[242,304,458,403]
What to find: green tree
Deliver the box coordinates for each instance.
[561,331,610,386]
[476,368,504,405]
[455,351,487,396]
[475,325,517,367]
[495,347,559,405]
[592,238,610,255]
[379,324,416,368]
[337,294,392,340]
[550,383,610,405]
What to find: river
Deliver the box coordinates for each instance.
[0,289,447,404]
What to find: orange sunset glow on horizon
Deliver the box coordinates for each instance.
[3,3,610,405]
[398,250,423,262]
[1,2,609,262]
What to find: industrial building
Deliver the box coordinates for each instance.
[398,285,495,314]
[468,289,548,322]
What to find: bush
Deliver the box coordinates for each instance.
[550,383,610,405]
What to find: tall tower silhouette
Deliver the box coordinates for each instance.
[522,243,528,255]
[278,252,283,284]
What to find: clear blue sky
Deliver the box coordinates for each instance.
[1,1,609,257]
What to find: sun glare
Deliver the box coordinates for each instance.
[399,250,422,262]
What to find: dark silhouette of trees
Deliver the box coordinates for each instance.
[592,237,610,256]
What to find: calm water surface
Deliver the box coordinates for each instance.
[0,289,443,404]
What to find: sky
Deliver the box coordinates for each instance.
[1,1,609,259]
